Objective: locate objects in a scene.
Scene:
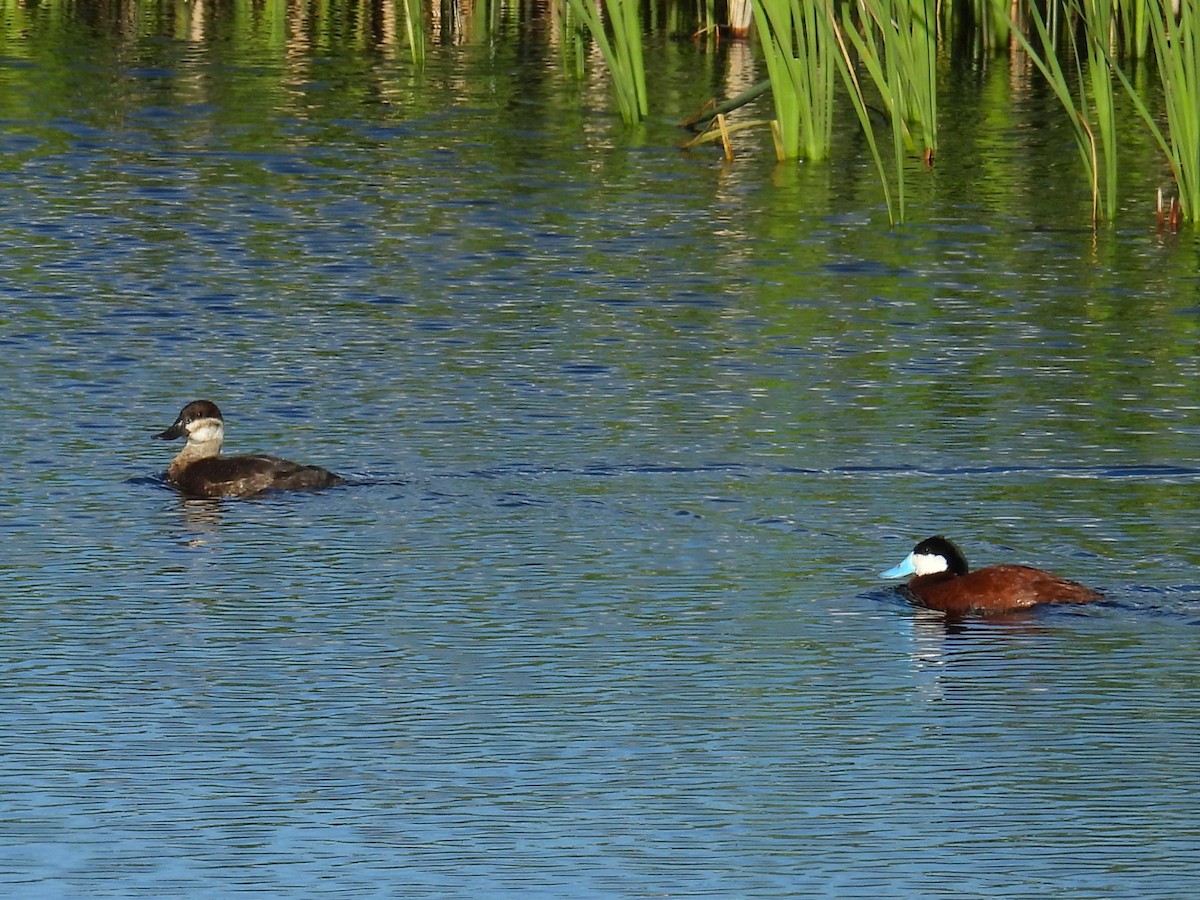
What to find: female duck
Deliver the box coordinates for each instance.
[880,535,1101,615]
[155,400,343,499]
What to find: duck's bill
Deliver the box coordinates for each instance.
[154,421,185,440]
[880,552,916,579]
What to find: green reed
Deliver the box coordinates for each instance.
[749,0,835,161]
[943,0,1014,56]
[1007,1,1113,223]
[844,0,938,160]
[1112,0,1200,221]
[830,6,898,222]
[1113,0,1151,57]
[402,0,426,67]
[826,0,939,224]
[564,0,649,124]
[1081,0,1118,222]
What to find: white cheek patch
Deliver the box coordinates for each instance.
[187,419,224,444]
[911,552,949,576]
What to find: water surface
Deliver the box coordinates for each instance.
[1,8,1199,898]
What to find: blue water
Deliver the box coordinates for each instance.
[2,10,1199,898]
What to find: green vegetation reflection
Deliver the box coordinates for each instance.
[3,0,1199,228]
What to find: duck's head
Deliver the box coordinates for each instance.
[155,399,225,447]
[880,535,969,579]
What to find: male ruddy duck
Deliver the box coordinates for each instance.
[880,535,1101,615]
[155,400,343,499]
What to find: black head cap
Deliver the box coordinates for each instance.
[913,535,969,576]
[154,400,223,440]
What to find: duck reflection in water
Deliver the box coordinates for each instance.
[880,535,1101,616]
[155,400,343,499]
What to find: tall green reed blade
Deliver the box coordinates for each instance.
[965,0,1015,55]
[1081,0,1118,223]
[853,0,938,160]
[829,3,897,222]
[1007,1,1105,223]
[834,0,938,223]
[1143,0,1200,219]
[610,0,648,120]
[1089,0,1200,222]
[750,0,799,159]
[563,0,648,124]
[904,0,938,160]
[402,0,426,68]
[941,0,1005,56]
[749,0,835,161]
[1114,0,1151,57]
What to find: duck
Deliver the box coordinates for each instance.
[880,535,1101,615]
[154,400,344,499]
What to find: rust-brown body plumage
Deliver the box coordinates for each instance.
[882,536,1101,615]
